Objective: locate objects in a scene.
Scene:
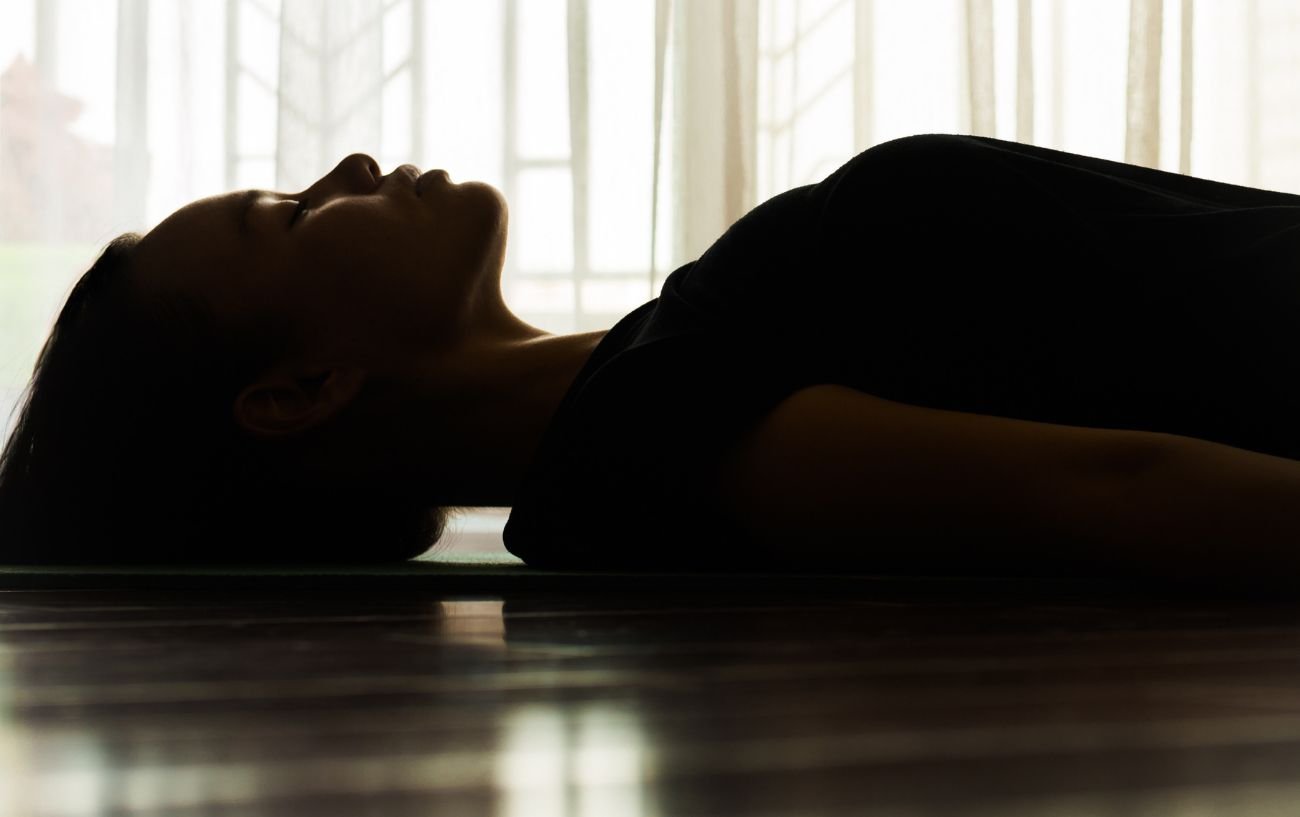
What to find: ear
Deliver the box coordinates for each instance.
[233,366,368,439]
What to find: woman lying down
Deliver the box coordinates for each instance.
[4,133,1300,583]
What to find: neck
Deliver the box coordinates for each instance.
[394,324,609,508]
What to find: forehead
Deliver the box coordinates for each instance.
[149,189,241,237]
[132,191,267,296]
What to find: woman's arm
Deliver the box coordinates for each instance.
[713,384,1300,584]
[1103,431,1300,585]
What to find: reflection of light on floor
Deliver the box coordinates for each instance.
[437,599,507,649]
[495,704,655,817]
[29,734,112,817]
[114,753,261,815]
[0,653,27,817]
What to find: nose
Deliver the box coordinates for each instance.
[305,153,380,198]
[338,152,380,182]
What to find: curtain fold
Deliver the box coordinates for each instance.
[650,0,671,297]
[566,0,590,314]
[964,0,996,138]
[1016,0,1034,144]
[1178,0,1194,175]
[668,0,758,265]
[112,0,149,229]
[1125,0,1163,168]
[852,0,875,154]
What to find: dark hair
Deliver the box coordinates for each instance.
[0,233,463,565]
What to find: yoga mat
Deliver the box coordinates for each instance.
[0,548,1262,599]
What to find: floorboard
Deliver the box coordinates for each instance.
[4,577,1300,815]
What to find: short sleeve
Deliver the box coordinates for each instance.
[502,330,806,570]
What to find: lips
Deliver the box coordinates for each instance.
[391,164,418,194]
[416,168,450,194]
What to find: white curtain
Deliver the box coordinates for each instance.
[0,0,1294,546]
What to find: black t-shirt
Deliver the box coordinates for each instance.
[502,132,1300,569]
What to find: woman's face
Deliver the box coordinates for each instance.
[131,153,509,373]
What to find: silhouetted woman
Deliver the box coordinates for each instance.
[6,133,1300,581]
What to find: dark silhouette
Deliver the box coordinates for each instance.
[503,134,1300,574]
[5,134,1300,571]
[0,231,452,564]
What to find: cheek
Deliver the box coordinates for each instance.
[297,207,474,329]
[337,260,437,338]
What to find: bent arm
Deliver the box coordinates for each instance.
[714,384,1300,584]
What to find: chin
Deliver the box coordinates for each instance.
[465,182,508,234]
[465,181,507,215]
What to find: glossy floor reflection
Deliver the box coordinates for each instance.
[4,583,1300,815]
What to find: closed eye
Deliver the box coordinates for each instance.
[289,198,310,227]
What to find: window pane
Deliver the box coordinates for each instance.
[237,0,280,89]
[383,0,412,76]
[0,245,93,441]
[237,72,278,157]
[56,0,116,145]
[516,0,570,158]
[513,167,573,272]
[509,278,574,314]
[872,0,964,140]
[235,157,275,190]
[0,0,34,66]
[426,0,503,187]
[145,0,229,218]
[382,68,412,159]
[580,278,651,318]
[589,0,653,273]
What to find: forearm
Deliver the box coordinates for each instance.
[1091,432,1300,585]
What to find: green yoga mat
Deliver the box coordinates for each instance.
[0,548,1244,599]
[0,550,541,591]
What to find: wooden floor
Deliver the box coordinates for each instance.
[5,578,1300,816]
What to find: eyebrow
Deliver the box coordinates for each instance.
[235,190,263,236]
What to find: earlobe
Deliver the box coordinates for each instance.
[233,367,367,439]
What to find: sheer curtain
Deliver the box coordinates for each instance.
[0,0,1295,551]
